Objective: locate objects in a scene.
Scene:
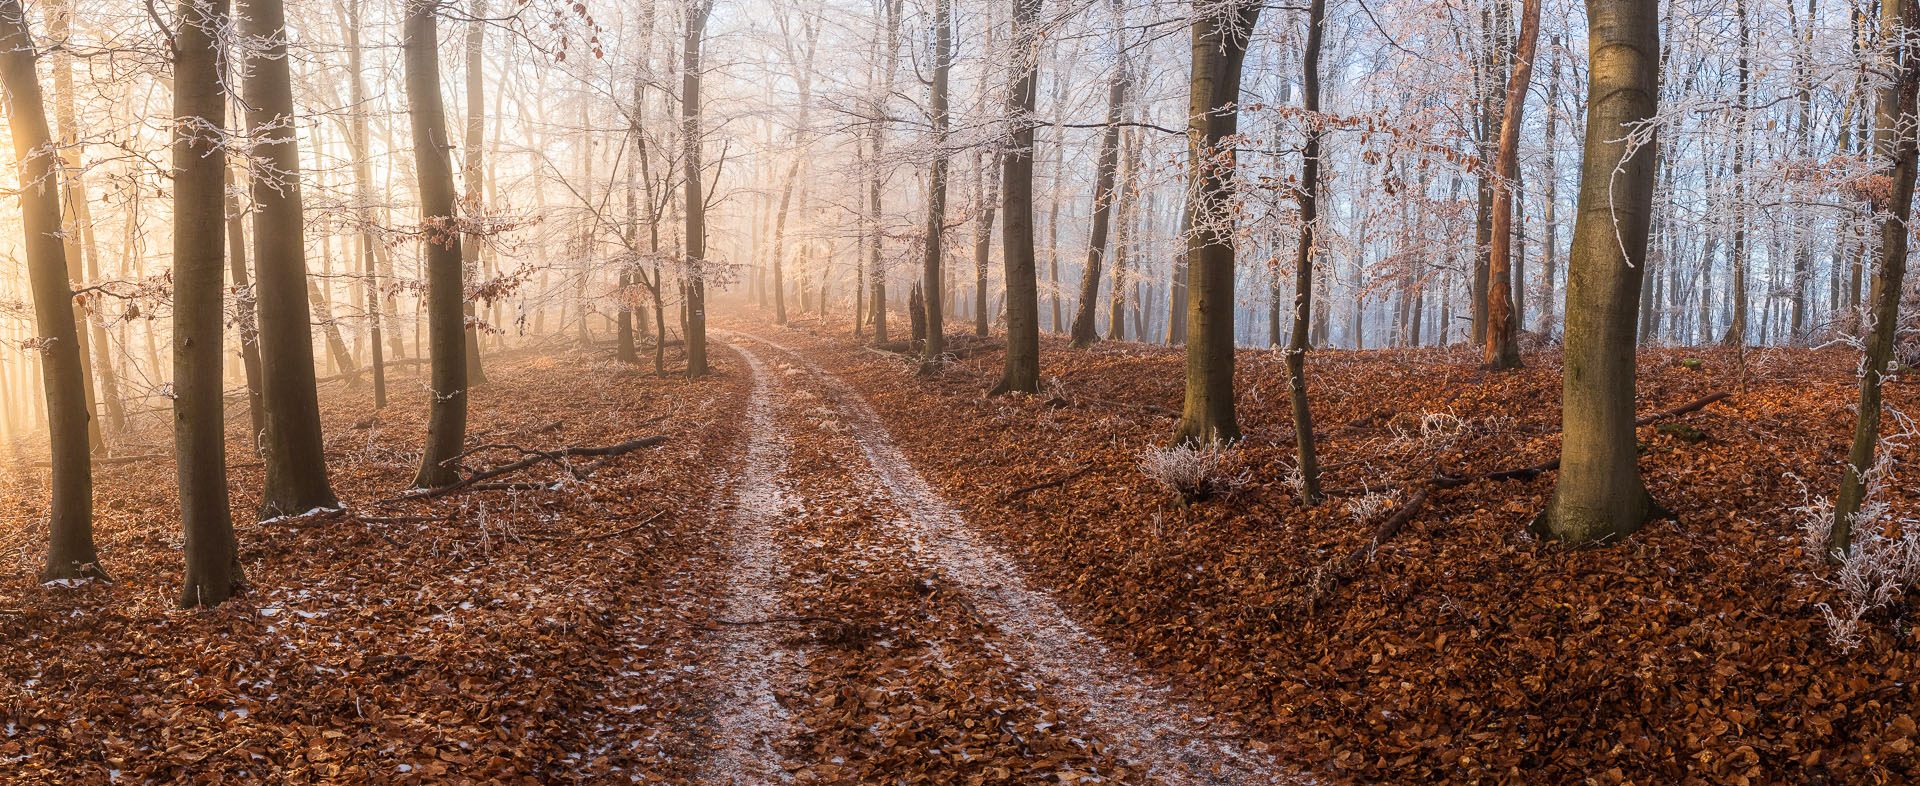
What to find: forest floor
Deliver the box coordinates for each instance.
[3,311,1918,785]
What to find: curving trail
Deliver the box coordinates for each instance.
[719,331,1309,786]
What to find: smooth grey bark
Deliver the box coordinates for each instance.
[990,0,1043,395]
[1534,0,1667,544]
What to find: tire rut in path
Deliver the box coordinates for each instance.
[724,332,1313,786]
[694,344,806,785]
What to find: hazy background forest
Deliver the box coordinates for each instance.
[5,0,1920,782]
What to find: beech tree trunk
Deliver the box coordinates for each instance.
[174,0,240,606]
[242,0,339,516]
[1484,0,1541,370]
[0,0,102,581]
[990,0,1043,395]
[1283,0,1327,501]
[406,0,470,488]
[1535,0,1665,544]
[342,0,387,407]
[920,0,952,367]
[974,149,1001,337]
[461,0,489,386]
[1171,0,1261,445]
[1069,1,1128,349]
[224,165,269,441]
[49,0,120,447]
[682,0,714,378]
[1832,0,1920,558]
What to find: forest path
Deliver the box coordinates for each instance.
[721,331,1309,786]
[691,343,808,784]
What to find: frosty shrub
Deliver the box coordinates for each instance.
[1793,453,1920,652]
[1345,492,1396,527]
[1137,441,1246,502]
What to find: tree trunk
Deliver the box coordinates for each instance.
[1832,0,1920,558]
[1534,0,1665,544]
[974,148,1001,337]
[1069,1,1128,349]
[0,0,102,581]
[1484,0,1540,370]
[174,0,240,606]
[460,0,490,385]
[241,0,339,516]
[406,0,469,488]
[1722,0,1751,348]
[49,0,120,448]
[1541,34,1561,335]
[920,0,951,368]
[682,0,713,378]
[341,0,386,408]
[225,166,269,439]
[990,0,1043,396]
[1172,0,1262,445]
[1282,0,1326,501]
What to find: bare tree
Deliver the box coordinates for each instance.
[0,0,102,581]
[407,0,469,488]
[990,0,1043,396]
[174,0,240,607]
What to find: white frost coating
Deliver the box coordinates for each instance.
[695,343,804,784]
[728,332,1313,786]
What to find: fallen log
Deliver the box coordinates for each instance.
[1003,462,1096,501]
[388,434,670,502]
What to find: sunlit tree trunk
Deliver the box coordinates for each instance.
[0,0,102,581]
[990,0,1043,395]
[174,0,239,606]
[1172,0,1261,446]
[1535,0,1665,544]
[1484,0,1540,370]
[406,0,469,488]
[49,0,121,447]
[242,0,339,516]
[1832,0,1920,558]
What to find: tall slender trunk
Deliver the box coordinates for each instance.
[225,166,269,438]
[461,0,489,385]
[990,0,1043,395]
[241,0,339,516]
[1484,0,1540,370]
[0,0,102,580]
[1281,0,1326,500]
[340,0,386,407]
[406,0,469,488]
[1722,0,1751,347]
[174,0,239,606]
[1109,123,1141,342]
[920,0,952,367]
[1070,0,1129,348]
[1535,0,1665,544]
[49,0,120,447]
[1541,34,1561,334]
[974,149,1001,337]
[682,0,713,377]
[1833,0,1920,557]
[1172,0,1262,445]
